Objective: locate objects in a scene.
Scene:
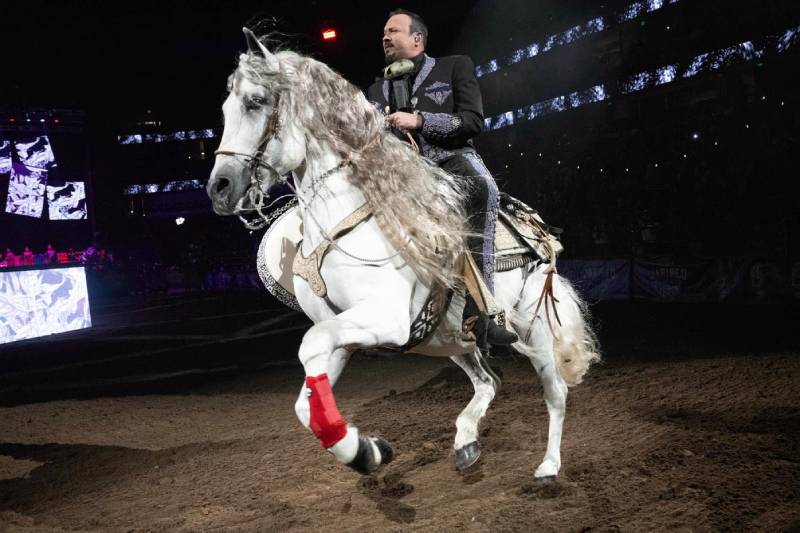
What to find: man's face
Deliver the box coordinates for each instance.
[383,14,421,63]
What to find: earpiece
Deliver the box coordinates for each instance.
[414,35,420,44]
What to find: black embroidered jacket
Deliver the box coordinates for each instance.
[367,53,485,163]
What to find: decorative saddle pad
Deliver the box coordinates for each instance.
[256,205,303,311]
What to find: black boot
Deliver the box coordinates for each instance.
[473,310,518,351]
[485,314,518,346]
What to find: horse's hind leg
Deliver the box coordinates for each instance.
[509,317,567,479]
[450,348,499,471]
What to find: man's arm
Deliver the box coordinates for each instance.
[419,55,484,142]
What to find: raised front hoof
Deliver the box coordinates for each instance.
[454,441,481,471]
[347,435,394,475]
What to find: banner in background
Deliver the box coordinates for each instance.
[633,260,719,302]
[559,259,630,301]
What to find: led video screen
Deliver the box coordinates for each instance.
[15,136,56,170]
[0,266,92,344]
[5,162,47,218]
[0,140,10,174]
[47,182,87,220]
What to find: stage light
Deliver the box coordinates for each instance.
[600,168,604,173]
[683,154,687,158]
[39,118,45,123]
[54,118,60,124]
[692,132,699,140]
[322,28,337,41]
[9,118,15,123]
[654,163,659,168]
[26,118,31,123]
[625,168,629,172]
[175,217,185,226]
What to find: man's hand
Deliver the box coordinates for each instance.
[386,111,422,132]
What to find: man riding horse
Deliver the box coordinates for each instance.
[367,9,517,351]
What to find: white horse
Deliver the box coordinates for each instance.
[207,29,599,480]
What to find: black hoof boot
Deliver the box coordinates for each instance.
[486,319,518,346]
[347,435,394,475]
[454,441,481,471]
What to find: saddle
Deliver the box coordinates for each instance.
[494,192,563,272]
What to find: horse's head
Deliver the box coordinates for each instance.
[207,28,306,216]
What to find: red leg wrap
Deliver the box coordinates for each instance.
[305,373,348,448]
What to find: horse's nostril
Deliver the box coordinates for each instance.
[215,177,230,194]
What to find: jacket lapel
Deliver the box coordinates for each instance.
[412,55,436,96]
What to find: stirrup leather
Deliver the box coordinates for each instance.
[462,253,500,317]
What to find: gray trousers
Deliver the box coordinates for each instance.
[438,151,500,293]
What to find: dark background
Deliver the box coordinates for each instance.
[0,0,798,277]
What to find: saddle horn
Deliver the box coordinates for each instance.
[242,27,279,72]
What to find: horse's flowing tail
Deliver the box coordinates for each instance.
[549,275,600,386]
[503,263,600,386]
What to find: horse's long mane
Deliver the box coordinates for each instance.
[239,48,469,288]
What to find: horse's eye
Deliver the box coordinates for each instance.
[246,95,266,110]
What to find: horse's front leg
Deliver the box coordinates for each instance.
[294,304,409,474]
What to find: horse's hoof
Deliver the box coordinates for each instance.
[373,436,395,465]
[455,441,481,471]
[534,459,559,479]
[348,435,393,475]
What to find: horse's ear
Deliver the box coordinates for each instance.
[242,27,279,72]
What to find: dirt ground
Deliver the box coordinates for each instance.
[1,343,799,532]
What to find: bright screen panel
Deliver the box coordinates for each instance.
[14,136,56,170]
[47,182,87,220]
[0,140,10,174]
[0,266,92,344]
[5,162,47,218]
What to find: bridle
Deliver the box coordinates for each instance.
[213,92,289,230]
[214,92,284,182]
[210,82,395,265]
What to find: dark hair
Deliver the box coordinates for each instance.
[388,9,428,47]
